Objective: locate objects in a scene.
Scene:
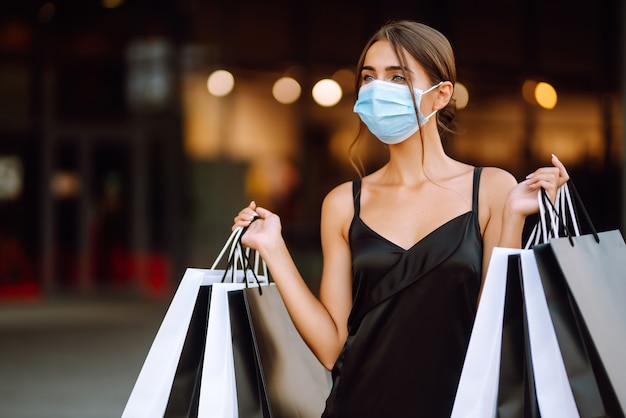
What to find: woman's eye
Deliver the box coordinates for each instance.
[362,74,375,82]
[391,74,406,82]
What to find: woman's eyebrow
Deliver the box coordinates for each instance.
[386,65,409,72]
[360,65,410,72]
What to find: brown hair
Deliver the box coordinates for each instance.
[350,20,457,175]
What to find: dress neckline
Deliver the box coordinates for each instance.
[356,211,473,252]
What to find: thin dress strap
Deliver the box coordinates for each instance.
[352,180,362,217]
[472,167,483,216]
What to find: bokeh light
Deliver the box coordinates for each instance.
[207,70,235,97]
[272,76,301,104]
[535,82,558,109]
[453,82,469,109]
[312,79,342,107]
[522,79,557,109]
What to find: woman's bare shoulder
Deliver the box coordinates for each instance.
[480,166,519,195]
[475,167,519,234]
[320,180,355,240]
[322,181,355,212]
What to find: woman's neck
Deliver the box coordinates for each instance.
[382,131,454,185]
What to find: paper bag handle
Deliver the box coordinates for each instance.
[530,180,599,248]
[211,227,244,270]
[525,184,575,248]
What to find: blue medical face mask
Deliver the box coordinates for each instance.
[353,80,442,144]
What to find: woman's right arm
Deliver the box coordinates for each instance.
[233,183,354,370]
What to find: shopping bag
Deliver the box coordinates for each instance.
[496,253,539,418]
[198,281,249,418]
[243,284,331,418]
[122,227,259,417]
[121,268,221,417]
[228,286,272,418]
[532,181,626,416]
[223,248,329,417]
[451,247,520,417]
[517,250,583,417]
[534,233,626,416]
[163,284,212,417]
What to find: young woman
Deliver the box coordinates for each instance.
[233,20,568,418]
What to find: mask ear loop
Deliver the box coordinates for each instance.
[424,109,438,120]
[422,81,444,94]
[419,81,444,122]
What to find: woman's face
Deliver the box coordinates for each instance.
[359,39,438,120]
[359,40,432,91]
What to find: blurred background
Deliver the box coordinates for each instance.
[0,0,624,416]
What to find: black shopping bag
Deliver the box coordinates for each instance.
[228,284,330,418]
[532,180,626,416]
[228,287,272,418]
[243,284,330,418]
[164,285,212,417]
[534,232,626,417]
[533,242,617,418]
[496,254,539,418]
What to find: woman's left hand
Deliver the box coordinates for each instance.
[506,154,570,218]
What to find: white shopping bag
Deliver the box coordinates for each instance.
[199,281,270,418]
[451,247,521,418]
[121,268,227,417]
[519,250,579,418]
[122,227,265,417]
[197,281,246,418]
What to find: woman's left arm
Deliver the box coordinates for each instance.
[479,155,569,284]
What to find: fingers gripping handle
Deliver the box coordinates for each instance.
[524,180,599,250]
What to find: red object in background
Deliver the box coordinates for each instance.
[128,252,172,299]
[0,237,41,300]
[137,252,172,299]
[102,248,172,299]
[0,236,172,299]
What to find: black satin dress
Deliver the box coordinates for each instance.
[322,167,484,418]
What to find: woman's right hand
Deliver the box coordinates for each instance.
[232,201,283,254]
[505,154,569,219]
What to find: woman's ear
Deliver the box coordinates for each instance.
[435,81,454,109]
